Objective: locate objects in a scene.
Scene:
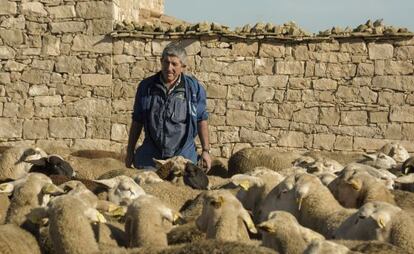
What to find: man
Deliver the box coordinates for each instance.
[125,43,212,171]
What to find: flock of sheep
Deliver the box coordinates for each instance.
[0,143,413,254]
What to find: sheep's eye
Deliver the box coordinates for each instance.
[378,154,386,159]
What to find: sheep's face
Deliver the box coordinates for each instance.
[362,153,397,170]
[154,156,191,180]
[258,211,299,234]
[134,171,163,185]
[293,156,316,169]
[95,176,145,205]
[294,174,321,210]
[353,201,401,240]
[307,159,343,174]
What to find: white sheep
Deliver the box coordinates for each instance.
[0,223,42,254]
[379,142,410,164]
[47,195,103,254]
[133,170,164,184]
[124,194,180,248]
[304,240,351,254]
[293,173,357,238]
[94,175,145,206]
[329,171,396,208]
[196,189,257,241]
[0,147,47,180]
[258,210,325,253]
[334,201,414,253]
[340,163,396,188]
[6,173,63,228]
[358,153,397,170]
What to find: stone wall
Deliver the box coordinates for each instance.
[1,0,414,159]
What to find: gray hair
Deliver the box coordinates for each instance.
[161,43,187,67]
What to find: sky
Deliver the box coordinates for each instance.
[164,0,414,34]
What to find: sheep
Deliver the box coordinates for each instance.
[228,147,302,176]
[303,150,365,166]
[124,194,180,248]
[6,173,63,230]
[0,192,10,224]
[257,210,325,253]
[394,174,414,192]
[195,189,257,241]
[391,189,414,215]
[294,156,343,174]
[304,240,352,254]
[329,171,396,208]
[28,154,76,177]
[339,163,396,188]
[379,142,410,164]
[47,195,102,254]
[334,201,414,253]
[293,173,357,238]
[256,172,304,223]
[358,152,397,170]
[401,156,414,175]
[0,146,47,180]
[65,155,126,180]
[315,172,338,186]
[154,156,192,181]
[134,171,164,184]
[94,175,146,206]
[0,223,41,254]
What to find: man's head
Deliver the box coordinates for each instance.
[161,43,187,85]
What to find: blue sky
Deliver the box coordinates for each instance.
[165,0,414,33]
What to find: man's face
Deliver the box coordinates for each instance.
[161,55,185,84]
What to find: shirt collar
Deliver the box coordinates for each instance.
[160,73,181,93]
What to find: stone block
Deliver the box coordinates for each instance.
[239,75,258,87]
[201,47,231,57]
[218,129,240,143]
[206,84,227,99]
[293,107,319,124]
[0,29,24,46]
[326,63,356,79]
[87,19,113,35]
[320,107,340,125]
[21,2,47,17]
[113,55,135,64]
[395,46,414,60]
[240,128,274,143]
[383,61,413,75]
[378,91,405,106]
[23,120,48,139]
[72,139,113,151]
[65,98,111,117]
[81,74,112,87]
[226,109,255,127]
[76,1,113,19]
[390,106,414,122]
[313,133,336,150]
[231,42,258,56]
[50,117,86,139]
[275,61,304,75]
[55,56,82,74]
[0,118,22,138]
[341,111,368,125]
[368,43,393,60]
[124,40,145,56]
[286,90,301,102]
[34,95,62,107]
[29,85,48,96]
[86,117,111,139]
[21,69,50,85]
[47,5,76,19]
[41,35,60,56]
[254,58,274,75]
[0,46,16,59]
[72,35,112,54]
[357,63,374,76]
[0,0,17,15]
[259,42,285,57]
[32,59,54,71]
[3,102,19,117]
[223,61,253,76]
[402,124,414,140]
[340,41,367,53]
[258,75,288,88]
[334,136,353,151]
[253,87,275,102]
[372,76,414,92]
[111,123,128,141]
[152,40,171,56]
[200,58,227,73]
[227,85,253,101]
[312,78,337,90]
[278,131,305,148]
[289,78,311,89]
[369,111,388,123]
[82,59,97,73]
[353,137,387,151]
[0,73,10,85]
[50,21,85,33]
[261,103,278,118]
[4,61,25,71]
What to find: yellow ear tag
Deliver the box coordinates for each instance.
[296,197,303,211]
[377,217,386,229]
[97,212,107,223]
[239,180,250,191]
[348,180,361,191]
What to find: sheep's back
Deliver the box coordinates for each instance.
[228,148,302,176]
[0,224,41,254]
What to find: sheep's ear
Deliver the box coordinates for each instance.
[347,180,361,191]
[363,153,376,160]
[240,209,257,234]
[257,222,275,233]
[153,158,167,169]
[85,208,107,223]
[0,183,14,195]
[42,183,65,195]
[375,216,386,229]
[27,207,49,225]
[93,179,117,189]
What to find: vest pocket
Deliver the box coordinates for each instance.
[170,97,187,123]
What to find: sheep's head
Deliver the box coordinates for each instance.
[257,210,299,234]
[293,174,321,210]
[307,158,343,174]
[154,156,191,180]
[230,174,264,191]
[362,153,397,170]
[94,175,145,205]
[401,157,414,175]
[133,171,163,185]
[380,142,410,163]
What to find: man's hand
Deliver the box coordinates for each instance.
[198,151,212,172]
[125,151,134,168]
